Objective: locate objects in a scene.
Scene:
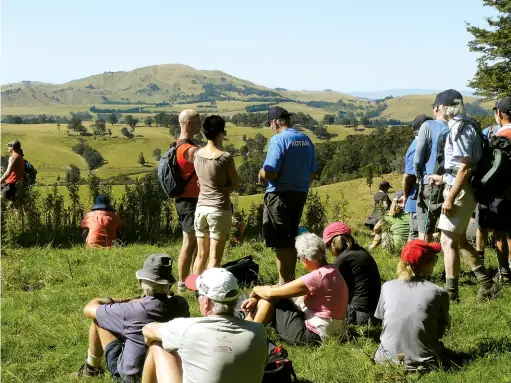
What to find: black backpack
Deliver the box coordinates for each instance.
[262,342,297,383]
[24,159,37,186]
[471,131,511,203]
[157,140,196,198]
[222,256,259,287]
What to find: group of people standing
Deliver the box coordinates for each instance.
[400,91,511,302]
[172,106,318,291]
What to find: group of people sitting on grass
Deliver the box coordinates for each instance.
[75,224,450,382]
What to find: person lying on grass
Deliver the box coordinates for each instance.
[141,268,267,383]
[323,222,381,326]
[374,240,450,371]
[80,194,125,248]
[242,232,349,345]
[73,254,189,382]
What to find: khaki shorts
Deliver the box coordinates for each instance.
[438,184,476,234]
[194,205,232,241]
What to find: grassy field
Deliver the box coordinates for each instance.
[1,123,370,184]
[2,234,511,383]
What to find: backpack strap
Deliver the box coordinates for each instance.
[175,139,197,183]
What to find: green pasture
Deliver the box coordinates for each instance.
[1,122,369,184]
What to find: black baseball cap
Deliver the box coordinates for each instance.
[493,96,511,115]
[379,180,392,190]
[266,106,293,126]
[432,89,463,107]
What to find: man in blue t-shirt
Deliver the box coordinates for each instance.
[259,106,317,284]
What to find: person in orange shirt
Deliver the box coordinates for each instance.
[1,140,25,202]
[81,195,124,248]
[174,109,202,292]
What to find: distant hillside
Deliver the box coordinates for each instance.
[1,64,362,108]
[379,94,494,121]
[351,89,475,99]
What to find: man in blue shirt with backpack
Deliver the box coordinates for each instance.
[413,106,450,242]
[259,106,317,284]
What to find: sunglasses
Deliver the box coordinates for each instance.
[265,120,273,127]
[7,144,13,148]
[195,290,204,299]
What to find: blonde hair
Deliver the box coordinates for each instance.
[330,234,356,256]
[440,100,466,119]
[397,260,436,281]
[389,199,403,216]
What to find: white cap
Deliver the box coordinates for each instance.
[185,268,240,302]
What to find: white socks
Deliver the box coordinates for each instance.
[87,350,103,367]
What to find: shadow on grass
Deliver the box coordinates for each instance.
[443,336,511,371]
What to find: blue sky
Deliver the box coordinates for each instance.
[1,0,496,92]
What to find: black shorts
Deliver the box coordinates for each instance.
[476,199,511,232]
[1,184,17,201]
[175,198,198,233]
[104,340,141,383]
[417,184,444,234]
[263,191,307,249]
[272,298,322,346]
[346,304,380,326]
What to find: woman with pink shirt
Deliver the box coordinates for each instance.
[242,233,348,345]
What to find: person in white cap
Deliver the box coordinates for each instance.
[141,268,267,383]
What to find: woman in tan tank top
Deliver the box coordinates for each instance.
[192,116,239,274]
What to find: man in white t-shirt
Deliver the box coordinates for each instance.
[141,268,267,383]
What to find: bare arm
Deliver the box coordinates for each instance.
[83,298,113,319]
[184,146,199,163]
[143,322,164,345]
[0,156,15,183]
[227,157,239,188]
[259,168,278,181]
[402,174,416,201]
[251,279,309,301]
[373,220,383,235]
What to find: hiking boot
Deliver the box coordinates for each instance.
[477,282,502,301]
[70,361,104,379]
[447,289,460,303]
[495,268,511,285]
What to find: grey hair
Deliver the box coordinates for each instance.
[211,299,236,315]
[441,100,466,119]
[295,233,327,262]
[140,280,171,296]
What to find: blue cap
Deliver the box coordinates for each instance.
[433,89,463,107]
[91,194,114,211]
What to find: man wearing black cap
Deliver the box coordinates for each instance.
[73,254,189,381]
[477,96,511,283]
[429,89,500,301]
[413,100,450,242]
[259,106,317,284]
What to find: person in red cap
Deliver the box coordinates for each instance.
[323,222,381,325]
[373,240,450,371]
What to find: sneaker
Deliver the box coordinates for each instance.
[477,282,502,301]
[495,268,511,285]
[447,289,460,303]
[70,361,104,378]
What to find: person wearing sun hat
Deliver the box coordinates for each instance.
[373,240,450,371]
[323,222,381,325]
[80,194,125,248]
[74,254,189,381]
[142,268,267,383]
